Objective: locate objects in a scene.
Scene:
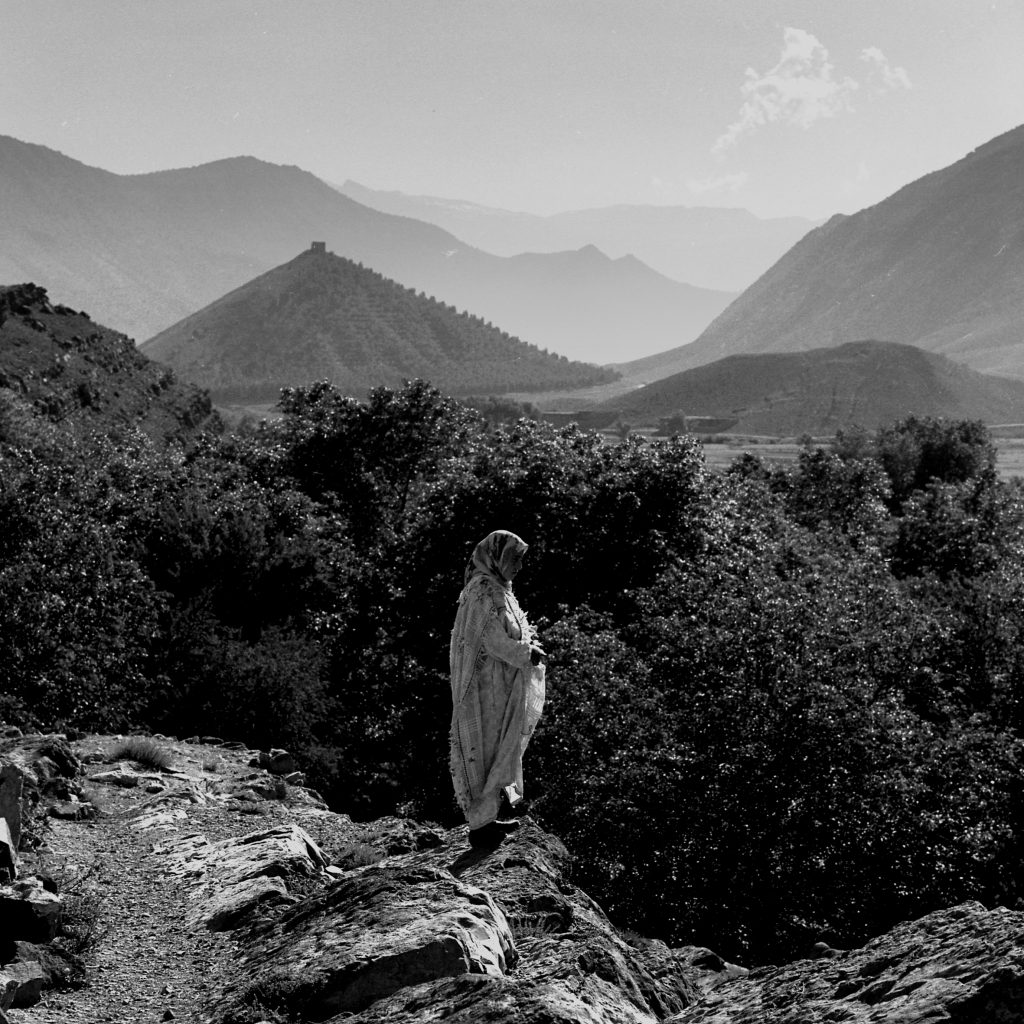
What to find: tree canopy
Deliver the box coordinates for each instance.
[3,390,1022,965]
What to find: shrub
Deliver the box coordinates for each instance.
[110,736,173,772]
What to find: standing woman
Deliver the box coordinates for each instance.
[450,531,546,848]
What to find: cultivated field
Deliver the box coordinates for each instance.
[699,437,1024,480]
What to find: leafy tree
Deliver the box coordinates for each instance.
[874,416,996,509]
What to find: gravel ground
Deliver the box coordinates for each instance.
[6,737,362,1024]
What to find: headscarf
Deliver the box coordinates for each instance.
[451,531,528,710]
[464,530,528,586]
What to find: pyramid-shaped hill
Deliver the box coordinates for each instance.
[602,339,1024,435]
[0,283,218,441]
[142,245,619,403]
[619,123,1024,381]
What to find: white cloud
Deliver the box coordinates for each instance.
[713,28,858,155]
[859,46,913,91]
[686,172,750,196]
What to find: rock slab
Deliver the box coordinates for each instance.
[158,822,327,931]
[215,863,515,1020]
[665,901,1024,1024]
[0,878,63,943]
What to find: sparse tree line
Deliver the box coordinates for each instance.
[2,383,1023,965]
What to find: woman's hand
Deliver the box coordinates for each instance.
[529,645,546,666]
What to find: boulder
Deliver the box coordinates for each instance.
[0,878,62,942]
[0,939,85,991]
[214,863,515,1021]
[211,819,705,1024]
[47,800,97,821]
[340,972,656,1024]
[0,960,45,1009]
[0,736,81,796]
[259,749,297,775]
[0,978,16,1014]
[0,761,22,854]
[202,875,294,931]
[158,823,328,931]
[664,901,1024,1023]
[0,819,16,881]
[670,946,748,995]
[88,766,141,788]
[406,819,703,1020]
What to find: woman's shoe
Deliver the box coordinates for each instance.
[468,819,520,849]
[469,823,502,848]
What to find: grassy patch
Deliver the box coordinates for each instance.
[328,841,385,870]
[110,736,173,772]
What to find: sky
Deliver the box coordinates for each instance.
[3,0,1023,221]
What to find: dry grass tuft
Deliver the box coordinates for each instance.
[110,736,174,772]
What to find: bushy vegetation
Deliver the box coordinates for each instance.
[3,380,1024,964]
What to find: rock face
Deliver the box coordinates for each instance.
[157,822,328,931]
[213,820,710,1024]
[205,819,1024,1024]
[0,878,62,943]
[221,864,517,1019]
[4,729,1024,1024]
[665,902,1024,1024]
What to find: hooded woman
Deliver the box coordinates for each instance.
[449,531,546,848]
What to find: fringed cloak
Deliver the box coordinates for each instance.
[449,531,546,828]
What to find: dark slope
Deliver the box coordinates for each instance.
[620,124,1024,380]
[0,283,218,441]
[141,246,618,403]
[602,339,1024,435]
[0,136,734,362]
[337,179,817,292]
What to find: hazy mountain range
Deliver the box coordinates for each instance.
[620,123,1024,382]
[335,180,817,292]
[0,135,735,363]
[6,120,1024,436]
[142,245,617,403]
[602,339,1024,435]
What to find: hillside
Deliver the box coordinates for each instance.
[0,283,217,441]
[627,123,1024,380]
[0,136,734,362]
[602,339,1024,435]
[142,245,618,403]
[338,179,818,292]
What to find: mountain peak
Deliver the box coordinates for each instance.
[658,123,1024,380]
[142,248,618,404]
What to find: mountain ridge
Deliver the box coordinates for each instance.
[0,281,218,441]
[336,178,818,292]
[0,134,733,362]
[633,123,1024,380]
[142,245,618,403]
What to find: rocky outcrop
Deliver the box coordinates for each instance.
[4,729,1024,1024]
[0,734,87,848]
[211,820,712,1024]
[0,760,22,863]
[665,901,1024,1024]
[203,819,1024,1024]
[157,822,328,931]
[0,878,62,943]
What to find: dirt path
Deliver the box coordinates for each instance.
[10,802,240,1024]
